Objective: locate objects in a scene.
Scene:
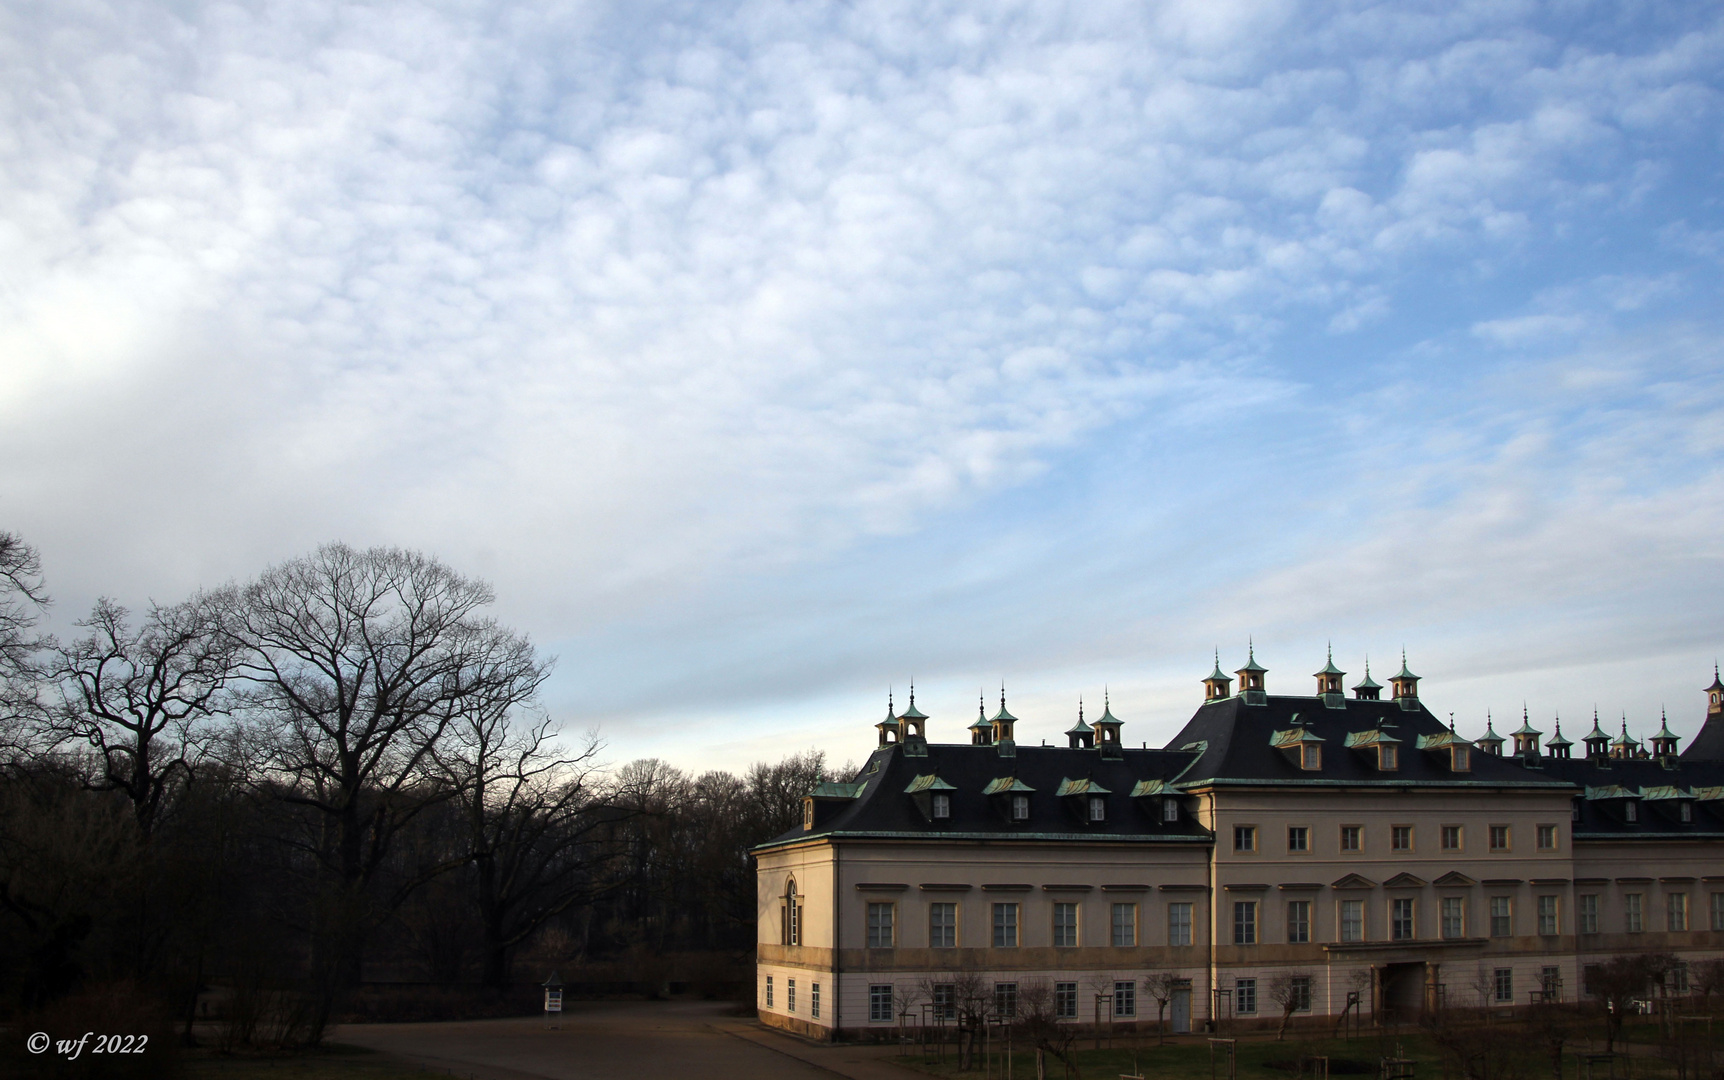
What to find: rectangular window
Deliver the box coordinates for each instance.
[1668,892,1689,932]
[1301,744,1321,770]
[1233,900,1257,945]
[1583,964,1603,998]
[992,902,1019,947]
[1681,802,1694,823]
[1340,899,1364,942]
[1625,801,1638,823]
[1489,825,1510,851]
[1541,967,1560,999]
[1089,796,1106,822]
[1162,798,1179,823]
[1626,893,1643,933]
[1490,896,1512,937]
[1288,826,1308,852]
[1379,744,1398,770]
[1340,825,1361,852]
[785,900,801,945]
[811,982,821,1019]
[1234,825,1257,852]
[1442,825,1462,851]
[1441,897,1464,939]
[1055,982,1078,1019]
[766,975,774,1009]
[1287,900,1311,943]
[869,984,893,1022]
[1537,824,1557,850]
[1114,981,1136,1017]
[1579,894,1599,934]
[867,902,895,948]
[1111,903,1137,947]
[1010,793,1029,820]
[1235,978,1257,1014]
[930,902,956,948]
[1453,746,1471,771]
[1671,962,1690,995]
[1168,902,1193,946]
[1053,902,1078,948]
[1537,895,1559,936]
[788,978,796,1013]
[994,983,1017,1018]
[1712,892,1724,931]
[1392,898,1415,941]
[933,984,956,1021]
[1494,968,1514,1004]
[1392,825,1412,851]
[932,793,950,819]
[1290,976,1312,1013]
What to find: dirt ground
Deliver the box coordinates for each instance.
[332,999,915,1080]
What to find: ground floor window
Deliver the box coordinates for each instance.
[870,984,893,1022]
[1055,982,1077,1019]
[1494,968,1513,1004]
[1235,978,1257,1015]
[1114,981,1136,1017]
[994,983,1018,1018]
[812,982,821,1019]
[1540,967,1560,1001]
[1671,962,1690,995]
[788,978,796,1013]
[1289,975,1312,1013]
[933,983,956,1021]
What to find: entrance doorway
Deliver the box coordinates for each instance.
[1171,988,1191,1033]
[1379,963,1427,1024]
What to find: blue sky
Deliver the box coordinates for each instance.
[2,0,1721,772]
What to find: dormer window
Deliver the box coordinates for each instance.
[1680,802,1693,823]
[1625,802,1638,823]
[1379,745,1398,771]
[1012,794,1030,821]
[932,793,951,820]
[1088,796,1106,822]
[1163,798,1179,823]
[1452,746,1470,772]
[1301,744,1322,770]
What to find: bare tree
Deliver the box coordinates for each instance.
[1265,971,1312,1040]
[1016,978,1082,1080]
[0,530,49,748]
[1585,952,1678,1052]
[227,543,551,1034]
[47,596,234,836]
[442,710,617,988]
[1141,972,1181,1044]
[1693,957,1724,1002]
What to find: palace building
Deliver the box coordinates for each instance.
[752,652,1724,1040]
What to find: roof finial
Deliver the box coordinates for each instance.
[1000,682,1007,710]
[908,679,915,707]
[979,689,986,720]
[1079,696,1084,723]
[1249,635,1257,663]
[1448,711,1455,732]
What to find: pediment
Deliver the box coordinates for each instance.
[1383,872,1427,889]
[1330,873,1377,890]
[1433,871,1477,887]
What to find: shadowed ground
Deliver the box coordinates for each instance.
[333,1000,913,1080]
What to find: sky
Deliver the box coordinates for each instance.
[2,0,1722,775]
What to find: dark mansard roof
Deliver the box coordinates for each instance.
[755,693,1724,852]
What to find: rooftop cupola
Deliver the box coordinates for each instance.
[1511,705,1542,761]
[1709,664,1724,717]
[1235,641,1268,705]
[969,692,994,746]
[1610,717,1640,760]
[991,686,1018,753]
[1314,645,1346,708]
[1477,712,1504,756]
[1651,709,1679,759]
[1091,691,1125,758]
[1545,717,1573,760]
[1583,709,1610,761]
[1352,659,1383,701]
[1066,699,1094,749]
[1390,650,1420,711]
[898,683,928,739]
[1202,651,1232,701]
[876,692,902,746]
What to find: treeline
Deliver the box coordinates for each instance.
[0,531,829,1043]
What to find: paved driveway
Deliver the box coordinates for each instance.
[334,1000,910,1080]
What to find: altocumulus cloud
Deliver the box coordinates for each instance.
[1,1,1721,767]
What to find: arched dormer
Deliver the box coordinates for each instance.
[969,693,994,746]
[1314,645,1346,709]
[876,693,901,745]
[1390,651,1420,711]
[1652,709,1680,759]
[1235,642,1267,705]
[1584,710,1611,761]
[991,687,1017,746]
[1353,659,1382,701]
[1066,700,1094,749]
[1545,718,1573,760]
[1512,706,1542,761]
[1203,652,1232,701]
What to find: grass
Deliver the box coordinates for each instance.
[182,1043,452,1080]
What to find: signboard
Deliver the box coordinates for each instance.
[545,988,563,1013]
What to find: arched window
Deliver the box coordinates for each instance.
[782,878,802,946]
